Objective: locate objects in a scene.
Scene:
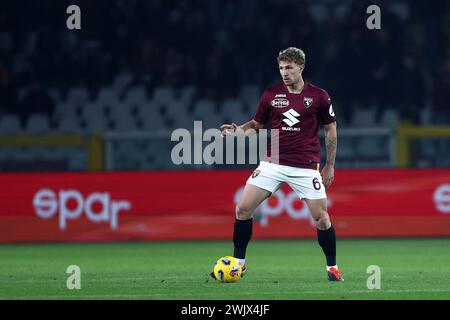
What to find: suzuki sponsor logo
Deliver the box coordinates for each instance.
[234,186,332,226]
[281,126,301,132]
[33,189,131,230]
[282,108,300,131]
[434,184,450,213]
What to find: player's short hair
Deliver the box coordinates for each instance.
[277,47,306,66]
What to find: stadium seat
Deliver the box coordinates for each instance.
[53,117,83,134]
[0,114,22,135]
[379,109,399,127]
[83,116,110,133]
[136,103,168,132]
[123,85,148,106]
[109,103,137,132]
[96,86,119,106]
[80,102,106,121]
[179,85,197,105]
[25,114,50,135]
[239,84,261,106]
[80,103,110,132]
[169,112,197,131]
[54,102,79,120]
[337,138,356,160]
[219,98,252,126]
[66,87,90,106]
[222,108,251,126]
[350,107,377,127]
[134,101,162,118]
[420,106,431,125]
[164,100,190,120]
[192,99,221,130]
[220,99,246,115]
[192,99,218,115]
[151,86,175,105]
[112,115,137,132]
[355,136,385,158]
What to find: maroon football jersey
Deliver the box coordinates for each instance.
[253,82,336,168]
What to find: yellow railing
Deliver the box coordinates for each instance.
[397,123,450,167]
[2,125,449,170]
[0,132,104,170]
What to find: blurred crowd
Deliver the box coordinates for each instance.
[0,0,450,128]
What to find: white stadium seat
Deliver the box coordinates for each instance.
[239,84,261,105]
[54,102,78,120]
[123,85,148,106]
[379,109,399,127]
[25,114,50,134]
[350,107,377,127]
[65,87,90,106]
[178,85,197,105]
[53,117,83,134]
[96,86,119,106]
[109,103,137,132]
[0,114,22,135]
[164,100,189,120]
[220,99,245,116]
[136,103,167,132]
[80,102,106,121]
[151,86,175,105]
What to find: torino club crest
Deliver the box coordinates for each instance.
[303,97,313,108]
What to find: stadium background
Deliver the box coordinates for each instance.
[0,0,450,300]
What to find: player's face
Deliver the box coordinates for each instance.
[279,60,304,86]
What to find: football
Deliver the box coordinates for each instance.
[212,256,242,282]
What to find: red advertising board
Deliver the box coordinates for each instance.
[0,169,449,242]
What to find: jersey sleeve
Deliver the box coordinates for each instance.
[253,91,271,125]
[318,90,336,125]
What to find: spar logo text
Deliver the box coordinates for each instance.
[33,189,131,230]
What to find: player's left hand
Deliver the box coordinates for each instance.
[321,165,334,188]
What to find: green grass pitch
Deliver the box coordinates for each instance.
[0,239,449,300]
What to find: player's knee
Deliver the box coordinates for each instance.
[235,205,253,220]
[315,211,331,230]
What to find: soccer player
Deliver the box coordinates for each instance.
[214,47,343,281]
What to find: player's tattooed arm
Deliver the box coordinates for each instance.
[322,122,337,188]
[324,122,337,167]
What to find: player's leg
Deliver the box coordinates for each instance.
[233,183,271,266]
[210,162,282,280]
[210,183,270,280]
[286,170,343,281]
[233,162,284,270]
[304,198,343,281]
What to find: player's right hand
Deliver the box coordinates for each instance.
[220,123,238,137]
